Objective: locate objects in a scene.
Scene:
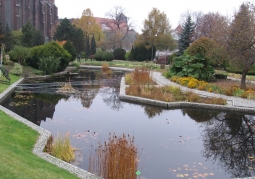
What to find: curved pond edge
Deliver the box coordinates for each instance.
[0,66,255,179]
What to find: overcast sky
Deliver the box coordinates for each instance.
[55,0,247,33]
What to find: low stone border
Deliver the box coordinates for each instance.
[0,78,102,178]
[119,77,255,114]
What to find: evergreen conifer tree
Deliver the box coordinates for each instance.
[90,34,96,55]
[85,35,90,58]
[177,16,195,56]
[3,23,14,51]
[22,21,35,47]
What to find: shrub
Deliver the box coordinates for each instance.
[186,37,228,67]
[113,48,126,60]
[214,73,227,79]
[168,52,177,65]
[10,63,23,76]
[80,52,86,59]
[27,42,71,71]
[38,56,61,75]
[125,51,131,60]
[8,45,31,64]
[169,53,215,81]
[102,52,114,61]
[63,40,76,61]
[94,49,104,61]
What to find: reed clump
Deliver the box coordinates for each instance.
[44,133,75,163]
[125,67,156,85]
[102,62,112,75]
[126,84,226,105]
[89,133,138,179]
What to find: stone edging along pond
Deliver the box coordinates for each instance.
[0,67,255,179]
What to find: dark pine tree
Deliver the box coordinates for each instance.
[3,23,14,51]
[63,40,76,61]
[85,35,90,58]
[0,22,4,44]
[53,18,75,42]
[32,30,44,46]
[177,16,195,56]
[22,21,35,47]
[90,34,96,55]
[72,28,85,55]
[129,46,135,61]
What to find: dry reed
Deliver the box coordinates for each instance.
[102,62,112,75]
[89,133,138,179]
[125,67,156,85]
[44,133,75,163]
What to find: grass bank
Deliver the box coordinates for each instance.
[0,74,20,93]
[0,111,79,179]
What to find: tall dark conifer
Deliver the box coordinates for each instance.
[85,35,90,58]
[3,23,14,51]
[177,16,195,56]
[90,34,96,55]
[22,21,34,47]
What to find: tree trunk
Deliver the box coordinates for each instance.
[240,70,248,90]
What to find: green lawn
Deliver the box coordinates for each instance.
[0,111,79,179]
[0,75,80,179]
[0,74,20,93]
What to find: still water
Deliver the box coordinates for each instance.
[2,70,255,179]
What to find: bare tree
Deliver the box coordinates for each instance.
[104,6,134,49]
[227,2,255,89]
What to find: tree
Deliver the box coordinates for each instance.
[54,18,85,55]
[194,12,230,47]
[227,2,255,89]
[53,18,75,42]
[0,22,4,44]
[141,8,175,60]
[63,40,76,61]
[22,21,35,47]
[32,30,44,46]
[177,16,195,56]
[12,31,23,46]
[104,6,133,49]
[72,28,85,54]
[85,35,90,58]
[72,8,104,47]
[90,34,96,55]
[3,23,13,51]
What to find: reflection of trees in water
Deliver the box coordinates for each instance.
[143,106,163,118]
[73,86,99,108]
[182,108,221,123]
[100,87,122,111]
[200,111,255,178]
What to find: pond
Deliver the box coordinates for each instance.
[1,70,255,179]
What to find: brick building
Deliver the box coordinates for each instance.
[0,0,58,40]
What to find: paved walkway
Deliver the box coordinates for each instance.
[151,71,255,109]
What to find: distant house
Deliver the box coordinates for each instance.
[172,25,182,40]
[94,15,136,50]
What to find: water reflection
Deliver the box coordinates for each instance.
[143,106,163,118]
[188,110,255,178]
[100,87,122,111]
